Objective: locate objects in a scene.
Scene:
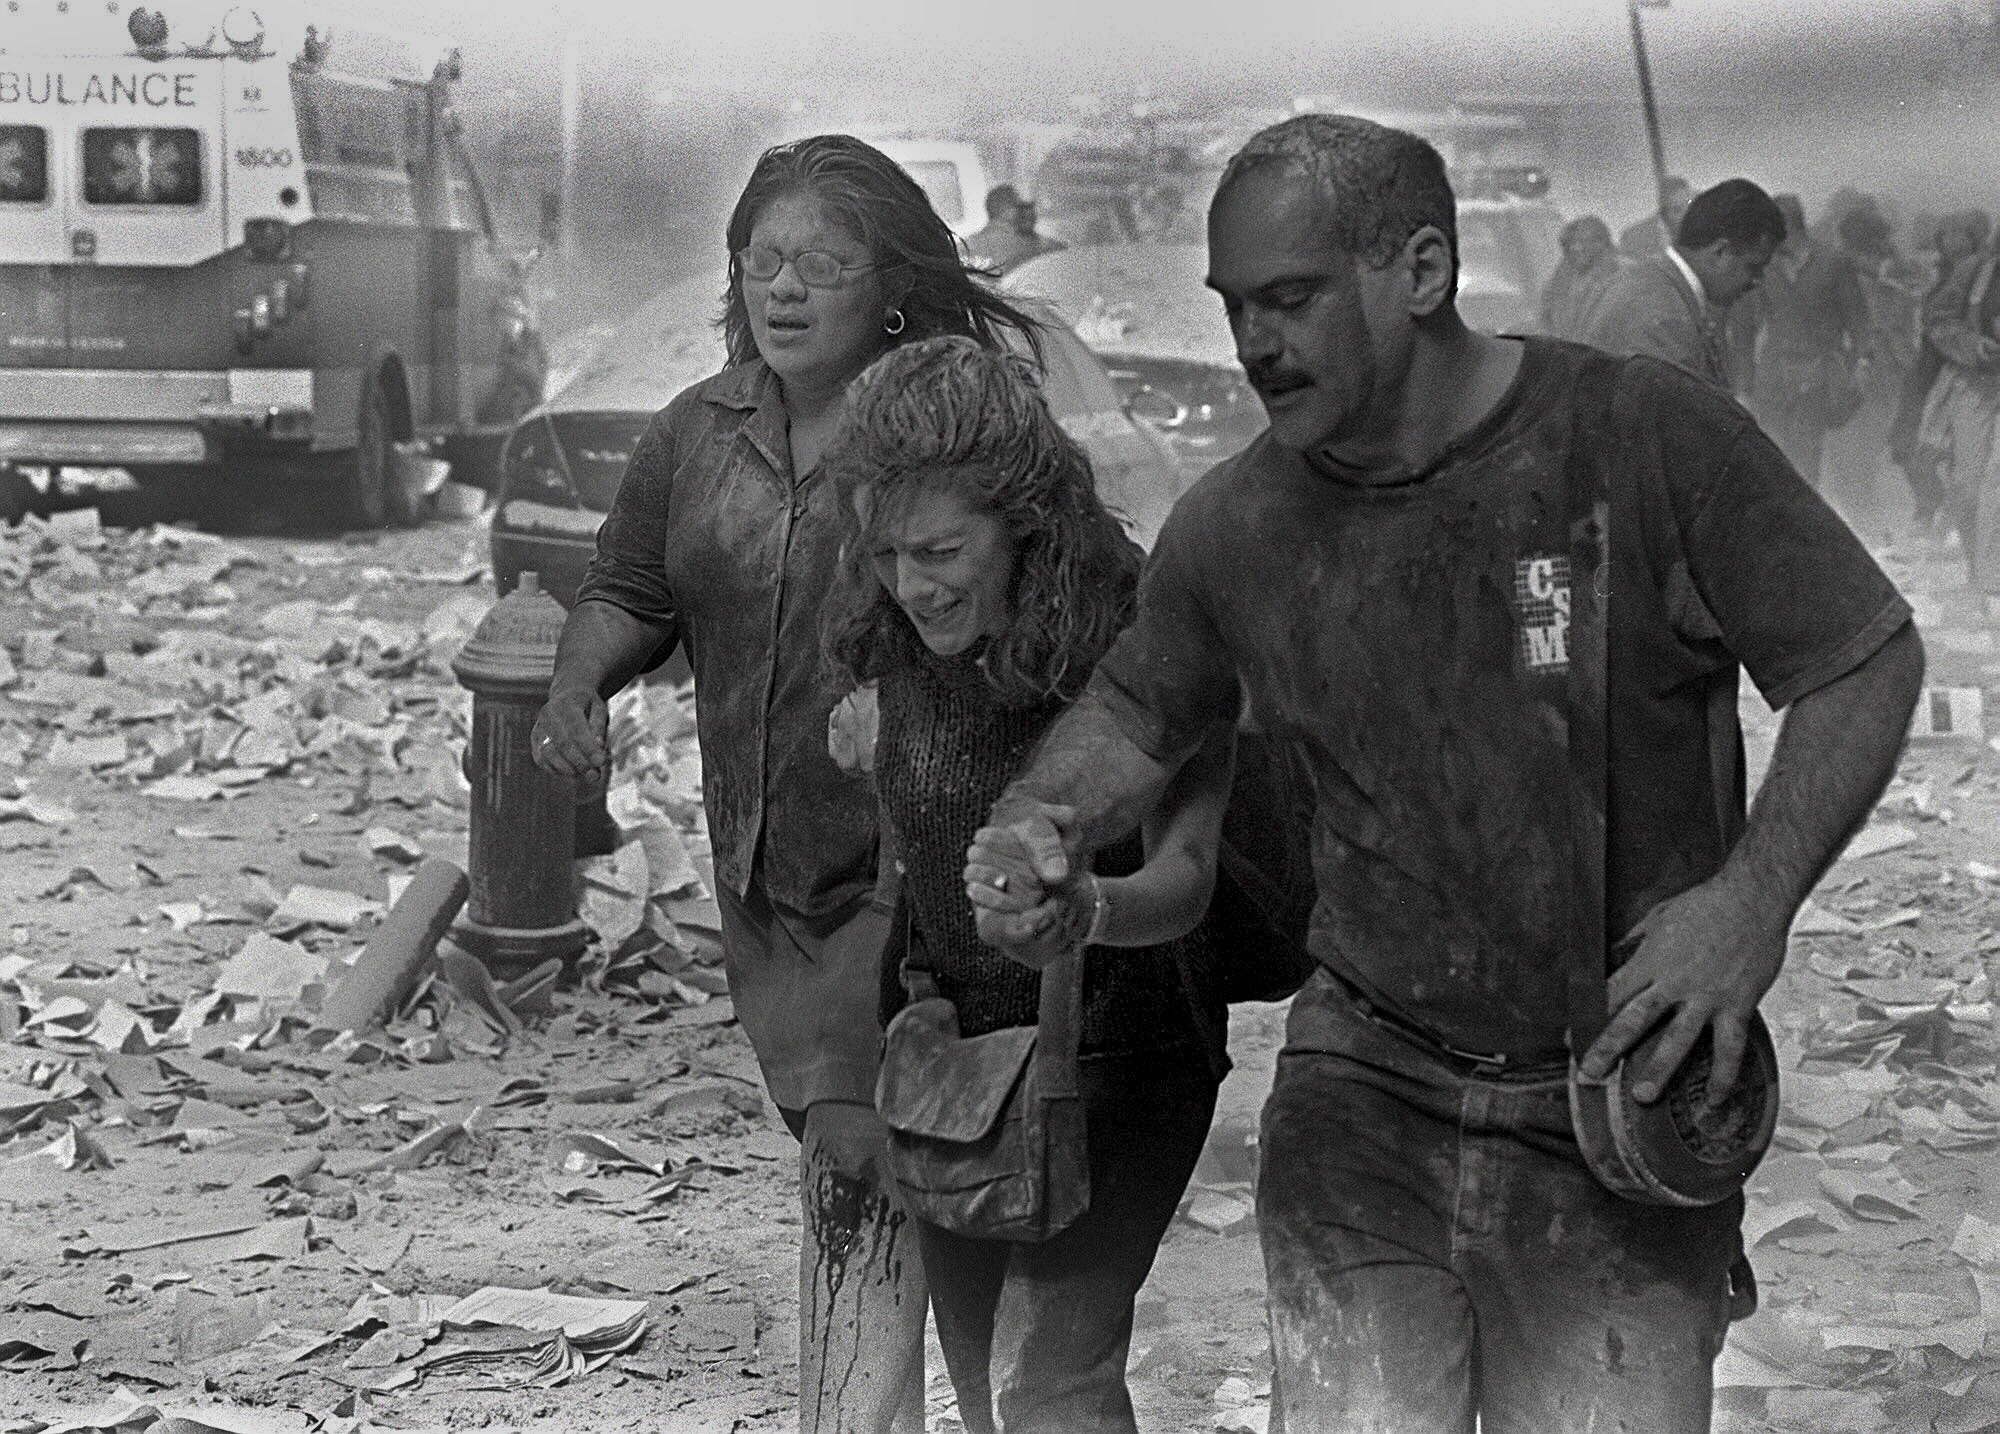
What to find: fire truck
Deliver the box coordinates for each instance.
[0,3,547,526]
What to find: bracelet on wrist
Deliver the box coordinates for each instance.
[1080,873,1110,947]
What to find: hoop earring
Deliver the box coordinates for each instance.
[884,309,906,336]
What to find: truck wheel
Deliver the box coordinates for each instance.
[342,374,394,530]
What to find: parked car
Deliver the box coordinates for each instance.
[488,275,1190,606]
[1004,243,1265,474]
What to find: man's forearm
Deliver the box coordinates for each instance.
[551,599,676,701]
[996,693,1179,859]
[1722,622,1925,916]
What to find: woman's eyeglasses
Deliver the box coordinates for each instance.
[736,246,877,289]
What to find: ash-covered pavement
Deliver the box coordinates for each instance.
[0,493,1994,1434]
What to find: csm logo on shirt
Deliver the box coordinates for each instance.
[1514,555,1571,675]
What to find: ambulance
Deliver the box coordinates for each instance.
[0,2,545,526]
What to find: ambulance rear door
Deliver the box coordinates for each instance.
[0,83,70,365]
[61,60,231,370]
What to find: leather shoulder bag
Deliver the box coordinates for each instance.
[874,903,1089,1243]
[1562,350,1781,1208]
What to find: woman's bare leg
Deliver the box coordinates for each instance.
[799,1099,926,1433]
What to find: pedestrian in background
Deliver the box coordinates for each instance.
[1585,178,1786,390]
[1753,194,1869,488]
[1891,210,1990,528]
[1539,214,1619,340]
[1914,212,2000,596]
[967,184,1035,274]
[531,134,1044,1434]
[823,335,1231,1434]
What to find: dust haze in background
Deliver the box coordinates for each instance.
[305,0,2000,340]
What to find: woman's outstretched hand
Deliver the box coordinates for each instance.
[533,685,611,779]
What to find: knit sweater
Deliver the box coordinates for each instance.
[876,643,1225,1063]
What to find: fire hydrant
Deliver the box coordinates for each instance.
[451,572,587,973]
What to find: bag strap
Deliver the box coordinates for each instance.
[1034,937,1085,1099]
[1565,350,1620,1056]
[892,893,944,1005]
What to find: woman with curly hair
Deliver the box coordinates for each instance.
[824,335,1233,1434]
[533,137,1041,1432]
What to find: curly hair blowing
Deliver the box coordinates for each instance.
[823,336,1139,708]
[721,135,1043,367]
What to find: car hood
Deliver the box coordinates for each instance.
[539,271,731,418]
[1004,243,1237,369]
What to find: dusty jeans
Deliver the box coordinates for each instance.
[916,1051,1218,1434]
[1259,973,1738,1434]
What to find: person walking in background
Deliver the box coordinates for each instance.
[1618,174,1693,258]
[1584,178,1786,389]
[1752,194,1869,488]
[967,184,1037,274]
[824,336,1231,1433]
[1914,214,2000,595]
[1538,215,1619,339]
[1891,210,1990,528]
[966,185,1065,275]
[531,134,1045,1433]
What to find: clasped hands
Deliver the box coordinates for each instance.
[963,801,1090,970]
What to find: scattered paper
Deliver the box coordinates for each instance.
[1841,823,1919,862]
[1819,1168,1923,1222]
[440,1285,648,1345]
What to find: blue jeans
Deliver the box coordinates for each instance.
[1259,972,1737,1434]
[916,1050,1218,1434]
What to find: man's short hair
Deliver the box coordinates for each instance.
[985,184,1022,220]
[1218,113,1458,274]
[1677,179,1785,252]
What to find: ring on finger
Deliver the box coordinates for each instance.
[992,873,1009,892]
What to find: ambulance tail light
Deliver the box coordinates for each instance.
[244,218,291,261]
[287,262,311,311]
[250,294,273,337]
[269,277,292,323]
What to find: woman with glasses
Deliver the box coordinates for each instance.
[823,336,1232,1434]
[532,135,1042,1433]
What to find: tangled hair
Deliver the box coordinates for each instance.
[720,135,1042,368]
[822,336,1139,708]
[1218,114,1458,288]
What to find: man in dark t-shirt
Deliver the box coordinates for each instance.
[964,116,1924,1432]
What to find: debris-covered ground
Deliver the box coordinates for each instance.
[0,491,1994,1434]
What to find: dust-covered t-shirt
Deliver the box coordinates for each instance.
[1091,338,1911,1059]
